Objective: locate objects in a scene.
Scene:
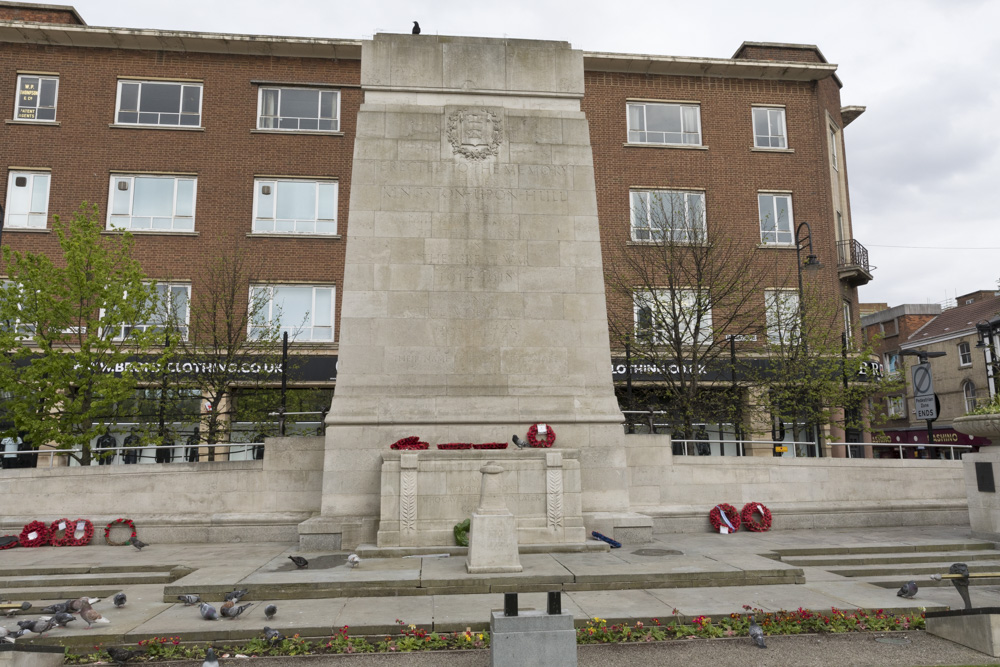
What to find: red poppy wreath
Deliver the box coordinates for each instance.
[64,519,95,547]
[19,520,50,548]
[526,423,556,448]
[105,518,137,546]
[741,502,772,532]
[708,503,741,534]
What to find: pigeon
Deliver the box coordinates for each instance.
[79,604,110,628]
[178,594,201,606]
[18,617,56,636]
[200,603,219,621]
[0,626,14,643]
[221,603,252,619]
[42,602,71,614]
[412,21,420,34]
[203,647,219,667]
[263,626,284,644]
[512,434,529,449]
[107,647,141,665]
[52,612,76,627]
[68,597,100,613]
[113,592,127,608]
[224,588,249,602]
[748,616,766,648]
[130,536,148,551]
[264,604,277,620]
[896,580,918,599]
[347,554,361,568]
[288,555,308,569]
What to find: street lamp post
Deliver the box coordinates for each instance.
[794,221,821,453]
[976,318,1000,400]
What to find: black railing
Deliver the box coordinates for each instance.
[837,239,870,273]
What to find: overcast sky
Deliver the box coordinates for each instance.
[62,0,1000,308]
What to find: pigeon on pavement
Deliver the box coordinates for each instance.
[224,589,249,602]
[113,592,127,608]
[42,602,70,614]
[412,21,420,34]
[749,616,766,648]
[264,604,277,620]
[107,647,141,665]
[178,594,201,606]
[200,603,219,621]
[897,580,918,599]
[52,612,76,627]
[512,434,528,448]
[68,597,99,613]
[288,555,308,569]
[263,626,284,644]
[0,626,14,643]
[347,554,361,568]
[18,617,56,636]
[79,604,110,628]
[221,603,252,619]
[202,647,219,667]
[130,536,148,551]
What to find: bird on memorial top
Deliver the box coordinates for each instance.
[288,555,309,569]
[512,434,528,448]
[896,580,918,599]
[264,604,277,620]
[130,536,148,551]
[203,647,219,667]
[200,603,219,621]
[347,554,361,568]
[178,594,201,606]
[412,21,420,34]
[113,592,127,608]
[748,616,766,649]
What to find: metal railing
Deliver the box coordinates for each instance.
[837,239,871,273]
[1,441,269,469]
[830,441,971,461]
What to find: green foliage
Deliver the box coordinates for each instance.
[0,203,170,463]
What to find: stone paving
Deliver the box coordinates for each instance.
[1,525,998,649]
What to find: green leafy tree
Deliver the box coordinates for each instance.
[0,203,165,464]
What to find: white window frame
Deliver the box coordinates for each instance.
[959,341,972,367]
[250,284,336,343]
[843,300,853,350]
[830,125,839,171]
[107,283,191,341]
[15,74,58,122]
[252,178,338,235]
[765,289,800,345]
[887,396,905,418]
[115,80,203,128]
[107,174,197,232]
[964,380,978,413]
[629,189,706,243]
[633,288,712,346]
[752,106,787,149]
[4,170,50,229]
[257,86,340,132]
[758,192,794,245]
[626,101,702,146]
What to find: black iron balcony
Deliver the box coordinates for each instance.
[836,239,873,287]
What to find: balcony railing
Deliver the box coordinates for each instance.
[836,239,873,286]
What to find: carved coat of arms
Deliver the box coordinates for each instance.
[447,108,502,160]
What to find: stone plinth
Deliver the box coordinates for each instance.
[490,610,577,667]
[964,451,1000,540]
[467,462,522,573]
[926,608,1000,657]
[955,414,1000,444]
[377,449,584,547]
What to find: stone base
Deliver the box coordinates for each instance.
[926,608,1000,657]
[0,644,66,667]
[490,610,577,667]
[584,511,653,544]
[467,511,522,574]
[297,515,378,551]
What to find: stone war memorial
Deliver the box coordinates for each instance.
[298,33,668,551]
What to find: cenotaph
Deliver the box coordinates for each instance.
[299,33,654,550]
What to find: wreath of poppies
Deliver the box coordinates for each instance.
[526,423,556,448]
[473,442,507,450]
[708,504,741,534]
[19,520,50,548]
[104,518,137,546]
[65,519,95,547]
[48,518,74,546]
[437,443,473,450]
[390,436,429,451]
[740,502,772,532]
[0,535,19,550]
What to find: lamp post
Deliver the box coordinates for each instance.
[794,221,822,453]
[976,318,1000,400]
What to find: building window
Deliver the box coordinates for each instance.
[959,341,972,367]
[108,283,190,341]
[887,396,905,418]
[752,106,787,148]
[629,189,705,242]
[258,87,340,132]
[843,300,853,350]
[830,126,839,170]
[634,288,711,346]
[764,289,800,345]
[758,193,793,245]
[108,175,196,232]
[15,74,58,122]
[626,101,701,146]
[250,284,335,342]
[964,380,978,413]
[885,352,900,376]
[253,179,338,235]
[116,80,202,127]
[4,171,50,229]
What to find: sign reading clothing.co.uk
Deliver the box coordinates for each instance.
[90,355,337,383]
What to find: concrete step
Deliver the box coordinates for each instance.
[782,550,1000,567]
[0,571,177,589]
[828,562,1000,578]
[0,587,123,608]
[771,541,996,557]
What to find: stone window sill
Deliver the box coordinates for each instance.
[623,143,708,150]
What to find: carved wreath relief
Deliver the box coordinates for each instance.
[447,108,502,160]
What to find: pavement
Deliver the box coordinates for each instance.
[2,524,1000,660]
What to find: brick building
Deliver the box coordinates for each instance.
[0,2,874,456]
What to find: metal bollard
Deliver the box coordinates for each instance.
[547,591,561,615]
[504,592,518,617]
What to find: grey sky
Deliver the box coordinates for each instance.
[62,0,1000,307]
